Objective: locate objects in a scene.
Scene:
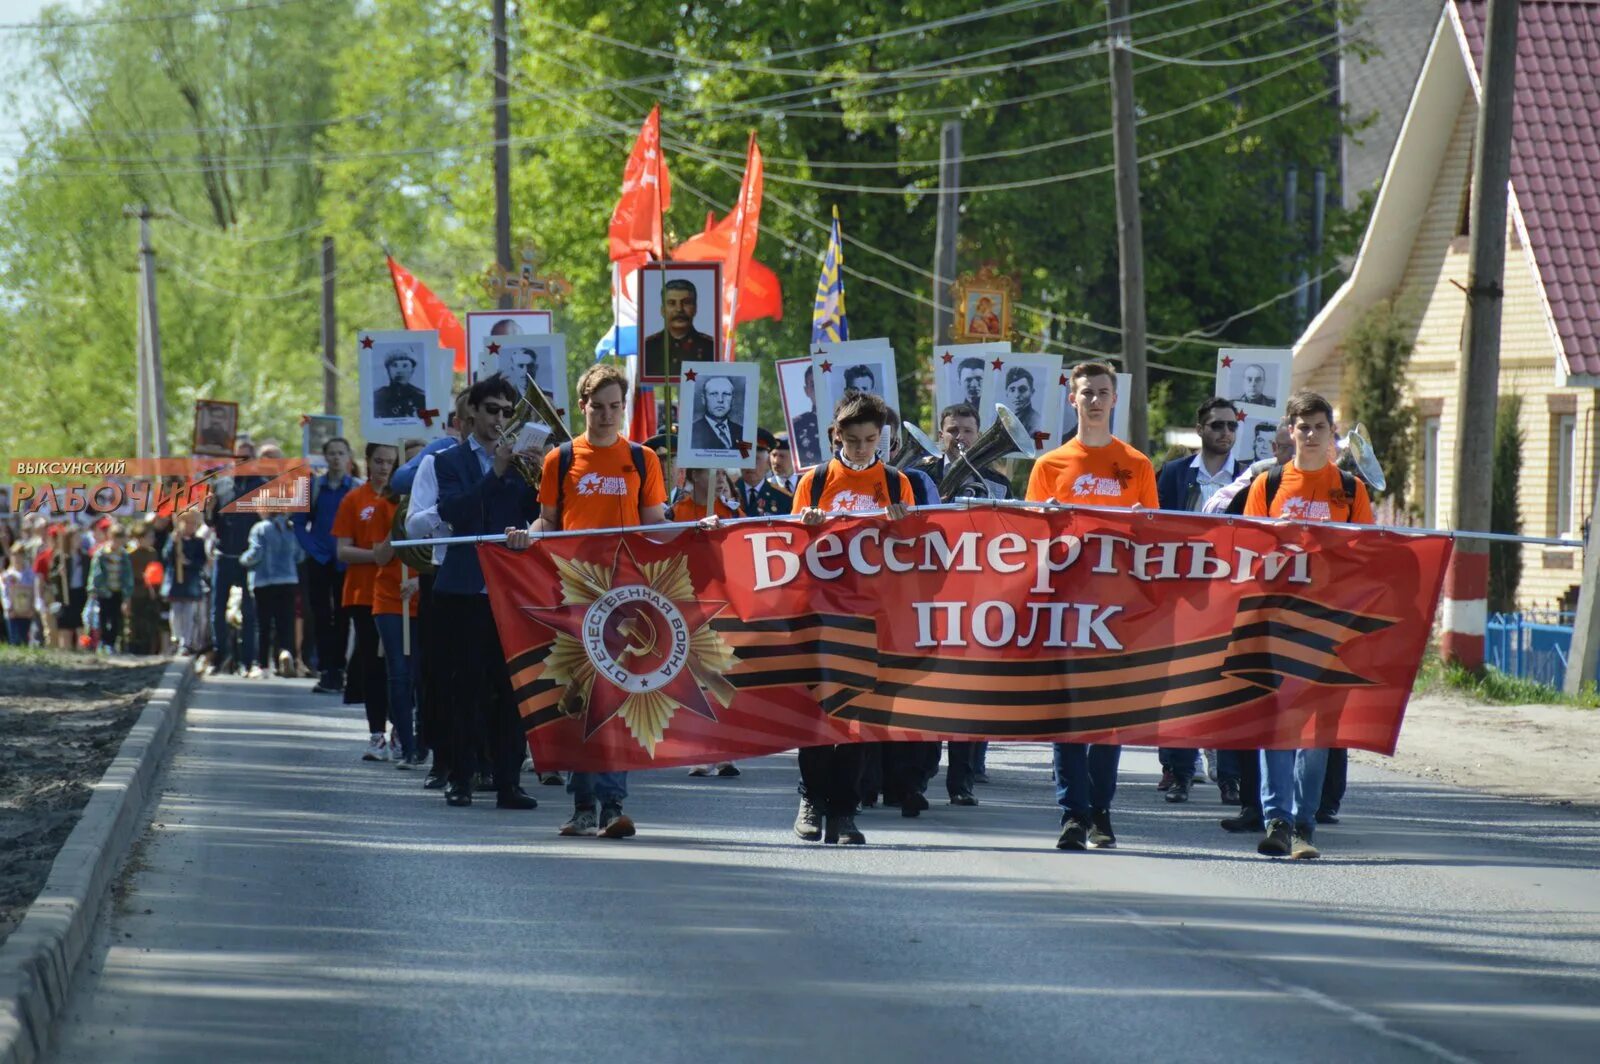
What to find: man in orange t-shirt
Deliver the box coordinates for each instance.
[1242,390,1372,861]
[1026,361,1155,853]
[518,364,668,840]
[787,389,911,847]
[332,444,397,761]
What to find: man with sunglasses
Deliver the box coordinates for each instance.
[1153,398,1249,803]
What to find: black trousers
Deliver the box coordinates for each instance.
[888,741,941,798]
[414,574,446,768]
[305,558,347,674]
[946,741,980,797]
[434,592,524,791]
[798,744,863,816]
[254,584,296,669]
[1232,748,1263,814]
[1321,748,1348,815]
[344,605,389,734]
[98,593,123,649]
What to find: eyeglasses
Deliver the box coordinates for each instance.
[1204,420,1238,432]
[480,402,515,417]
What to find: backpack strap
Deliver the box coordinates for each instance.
[629,443,647,512]
[553,442,575,525]
[884,466,902,507]
[1265,464,1286,513]
[1339,468,1359,521]
[809,461,833,508]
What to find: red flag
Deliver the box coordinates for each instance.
[386,255,467,373]
[608,105,671,262]
[720,132,763,359]
[671,214,783,326]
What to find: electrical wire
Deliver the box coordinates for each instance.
[0,0,314,32]
[1124,31,1342,67]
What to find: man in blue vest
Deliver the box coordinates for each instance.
[1153,398,1248,803]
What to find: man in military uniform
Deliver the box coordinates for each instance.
[735,428,793,516]
[791,366,822,467]
[770,432,798,493]
[642,278,714,380]
[374,348,426,419]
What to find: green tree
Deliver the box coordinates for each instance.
[1341,298,1415,512]
[1488,395,1523,614]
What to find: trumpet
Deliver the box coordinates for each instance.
[937,404,1036,500]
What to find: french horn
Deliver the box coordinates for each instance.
[497,370,571,487]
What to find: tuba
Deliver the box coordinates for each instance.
[937,403,1037,500]
[890,420,941,470]
[1338,422,1386,492]
[497,370,572,487]
[389,491,436,574]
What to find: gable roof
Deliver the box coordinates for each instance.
[1295,0,1600,384]
[1456,0,1600,379]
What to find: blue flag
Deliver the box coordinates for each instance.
[811,206,848,343]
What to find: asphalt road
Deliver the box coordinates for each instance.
[50,675,1600,1063]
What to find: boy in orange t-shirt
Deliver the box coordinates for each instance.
[1242,391,1370,861]
[1026,361,1155,853]
[788,389,911,847]
[332,443,398,761]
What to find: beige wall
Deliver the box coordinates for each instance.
[1308,91,1597,610]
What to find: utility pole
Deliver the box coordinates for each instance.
[124,205,170,458]
[322,236,337,415]
[1567,478,1600,695]
[492,0,514,309]
[1441,0,1520,671]
[135,280,150,459]
[932,120,961,346]
[1107,0,1149,451]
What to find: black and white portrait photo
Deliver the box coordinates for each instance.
[192,399,239,457]
[467,310,552,383]
[979,351,1062,456]
[373,342,427,419]
[1216,348,1290,415]
[638,262,721,383]
[932,343,1010,430]
[777,357,823,469]
[677,361,760,470]
[359,330,450,445]
[483,332,569,419]
[810,339,899,462]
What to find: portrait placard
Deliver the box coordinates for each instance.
[467,310,554,383]
[932,342,1011,430]
[978,352,1063,457]
[776,356,824,470]
[676,361,761,471]
[637,262,722,383]
[192,399,239,458]
[1233,413,1282,465]
[1216,348,1290,416]
[357,330,450,445]
[481,333,569,423]
[810,339,899,463]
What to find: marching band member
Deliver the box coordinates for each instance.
[1025,361,1157,852]
[788,389,912,846]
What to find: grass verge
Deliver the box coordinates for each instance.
[1414,655,1600,709]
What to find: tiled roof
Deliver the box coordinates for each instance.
[1456,0,1600,376]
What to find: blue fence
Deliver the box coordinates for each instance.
[1485,611,1594,689]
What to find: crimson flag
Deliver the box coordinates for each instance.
[608,105,671,263]
[386,255,466,373]
[671,209,783,326]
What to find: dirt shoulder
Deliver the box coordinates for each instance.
[0,649,167,945]
[1361,693,1600,815]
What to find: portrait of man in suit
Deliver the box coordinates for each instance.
[642,277,714,381]
[690,375,743,452]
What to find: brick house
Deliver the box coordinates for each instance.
[1292,0,1600,609]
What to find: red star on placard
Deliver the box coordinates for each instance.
[819,360,833,373]
[1235,409,1247,422]
[487,341,501,355]
[1058,374,1069,387]
[360,336,374,349]
[683,368,697,381]
[523,541,727,739]
[941,352,954,364]
[1220,355,1234,369]
[990,357,1004,371]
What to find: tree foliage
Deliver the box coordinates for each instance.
[0,0,1363,459]
[1341,298,1415,512]
[1489,395,1523,614]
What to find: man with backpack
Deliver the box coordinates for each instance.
[1242,391,1373,861]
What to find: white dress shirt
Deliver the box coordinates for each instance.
[404,453,449,567]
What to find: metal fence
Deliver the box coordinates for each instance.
[1485,611,1590,688]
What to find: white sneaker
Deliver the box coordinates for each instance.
[388,732,404,762]
[363,733,387,761]
[276,650,294,677]
[246,665,266,679]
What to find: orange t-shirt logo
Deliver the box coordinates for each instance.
[576,472,628,497]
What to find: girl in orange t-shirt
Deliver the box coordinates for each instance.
[671,468,744,523]
[788,389,911,848]
[333,443,397,761]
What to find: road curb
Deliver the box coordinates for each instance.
[0,655,198,1064]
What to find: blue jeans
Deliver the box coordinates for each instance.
[7,617,32,645]
[1052,743,1121,820]
[568,771,628,809]
[1259,748,1329,834]
[374,613,417,759]
[210,556,257,665]
[1215,749,1245,785]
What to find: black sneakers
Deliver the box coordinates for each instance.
[1221,809,1264,833]
[794,798,823,841]
[1056,817,1090,851]
[948,791,978,806]
[599,804,636,838]
[1257,818,1293,856]
[824,815,865,845]
[901,791,930,818]
[1219,779,1242,805]
[1164,777,1191,804]
[1089,810,1116,849]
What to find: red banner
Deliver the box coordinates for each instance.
[479,508,1452,771]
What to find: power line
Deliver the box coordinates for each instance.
[0,0,314,32]
[1126,32,1340,67]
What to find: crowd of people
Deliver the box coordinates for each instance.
[0,359,1371,864]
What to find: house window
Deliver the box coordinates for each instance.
[1555,414,1576,537]
[1422,416,1442,527]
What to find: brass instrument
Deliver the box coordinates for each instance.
[497,370,572,487]
[890,420,940,470]
[388,492,435,574]
[1338,422,1387,492]
[937,403,1036,500]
